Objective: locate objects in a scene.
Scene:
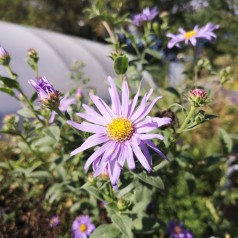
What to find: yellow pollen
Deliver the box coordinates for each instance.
[184,30,197,39]
[79,224,87,232]
[107,118,134,142]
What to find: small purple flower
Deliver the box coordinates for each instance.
[49,93,77,123]
[0,45,11,65]
[67,76,171,188]
[28,76,60,108]
[72,215,95,238]
[49,215,60,228]
[133,7,158,26]
[169,221,194,238]
[166,23,219,48]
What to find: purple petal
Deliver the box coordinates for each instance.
[125,141,135,170]
[121,79,130,117]
[90,94,114,121]
[139,133,164,140]
[67,120,106,134]
[144,139,169,161]
[131,137,152,172]
[71,133,109,156]
[107,76,121,115]
[84,141,112,169]
[128,80,143,117]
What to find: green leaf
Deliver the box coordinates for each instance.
[144,49,163,60]
[133,171,164,189]
[17,108,34,118]
[0,87,15,96]
[185,172,196,194]
[219,128,233,153]
[29,170,52,179]
[114,56,128,75]
[81,183,105,201]
[91,224,121,238]
[0,76,20,89]
[111,213,133,238]
[43,125,61,142]
[133,215,160,234]
[166,87,181,98]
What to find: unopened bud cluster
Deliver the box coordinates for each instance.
[27,48,39,63]
[187,89,208,107]
[0,46,11,66]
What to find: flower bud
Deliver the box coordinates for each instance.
[76,88,83,99]
[0,45,11,66]
[99,167,110,181]
[117,198,127,211]
[87,172,96,185]
[187,88,208,107]
[27,48,39,63]
[28,76,61,109]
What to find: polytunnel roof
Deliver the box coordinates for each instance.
[0,21,115,116]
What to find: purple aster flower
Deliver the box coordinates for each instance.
[49,215,60,228]
[133,7,158,26]
[166,23,219,48]
[169,221,194,238]
[49,92,77,123]
[72,215,95,238]
[67,76,171,187]
[0,45,11,65]
[28,76,60,108]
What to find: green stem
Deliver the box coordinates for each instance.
[5,65,45,125]
[102,21,117,45]
[177,106,196,134]
[193,46,198,87]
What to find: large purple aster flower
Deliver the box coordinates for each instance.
[166,23,219,48]
[133,7,158,26]
[169,221,194,238]
[49,93,77,123]
[28,76,60,108]
[72,215,95,238]
[67,76,171,187]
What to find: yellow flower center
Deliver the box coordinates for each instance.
[106,118,134,142]
[79,224,87,232]
[184,30,197,39]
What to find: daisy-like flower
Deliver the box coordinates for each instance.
[133,6,158,26]
[166,23,219,48]
[49,215,60,228]
[72,215,95,238]
[28,76,60,109]
[169,221,194,238]
[49,93,77,123]
[67,76,171,187]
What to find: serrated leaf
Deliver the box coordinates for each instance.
[91,224,121,238]
[114,56,128,75]
[111,213,133,238]
[133,171,164,189]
